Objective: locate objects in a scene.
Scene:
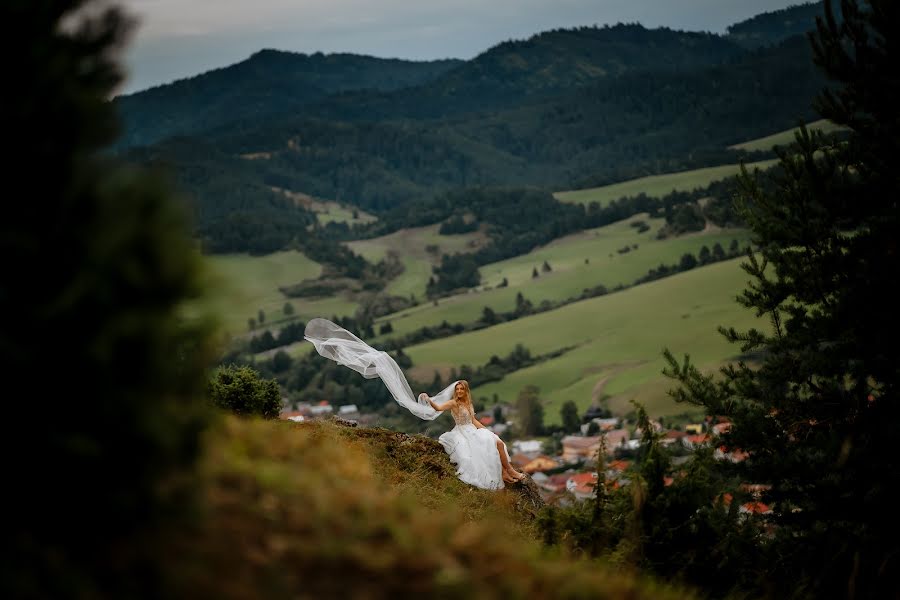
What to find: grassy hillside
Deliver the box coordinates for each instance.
[728,118,844,151]
[404,258,763,422]
[554,159,778,207]
[348,224,488,299]
[208,250,356,334]
[169,416,692,598]
[368,216,750,341]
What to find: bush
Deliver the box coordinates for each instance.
[209,365,282,419]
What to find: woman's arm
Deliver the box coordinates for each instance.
[469,405,485,429]
[422,393,453,412]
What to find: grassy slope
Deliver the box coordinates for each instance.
[728,118,844,151]
[207,251,356,335]
[553,159,778,207]
[370,215,750,342]
[172,416,691,598]
[312,199,377,225]
[347,224,487,299]
[405,258,763,422]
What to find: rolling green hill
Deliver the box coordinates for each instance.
[728,118,844,151]
[363,215,750,341]
[404,258,762,421]
[208,250,356,335]
[555,159,778,207]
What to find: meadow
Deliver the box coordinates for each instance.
[370,215,750,340]
[553,158,778,207]
[403,258,763,422]
[347,223,487,299]
[728,118,844,152]
[207,250,356,335]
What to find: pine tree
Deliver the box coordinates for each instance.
[2,1,218,594]
[560,400,581,433]
[664,1,900,596]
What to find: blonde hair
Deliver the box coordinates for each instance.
[454,380,473,407]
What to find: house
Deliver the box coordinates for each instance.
[712,421,732,436]
[740,501,772,516]
[661,430,688,446]
[603,428,630,454]
[511,439,543,456]
[715,445,749,462]
[684,423,704,435]
[580,417,621,435]
[338,404,359,417]
[309,402,334,417]
[522,455,560,474]
[566,472,599,500]
[682,433,710,449]
[530,472,549,485]
[561,436,602,462]
[509,453,533,471]
[539,473,573,495]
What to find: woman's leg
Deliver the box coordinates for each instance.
[496,439,525,480]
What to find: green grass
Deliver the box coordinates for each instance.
[311,199,377,225]
[375,215,751,341]
[347,224,487,300]
[729,119,845,152]
[553,159,778,207]
[404,258,763,422]
[207,250,357,335]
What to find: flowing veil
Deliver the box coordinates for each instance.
[303,318,458,420]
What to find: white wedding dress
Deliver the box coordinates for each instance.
[303,318,510,490]
[438,400,508,490]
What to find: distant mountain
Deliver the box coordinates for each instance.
[726,2,834,49]
[314,24,746,121]
[115,51,461,148]
[119,13,829,255]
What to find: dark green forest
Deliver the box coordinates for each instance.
[118,5,834,256]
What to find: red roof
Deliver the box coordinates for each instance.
[567,472,598,495]
[607,460,631,472]
[741,501,771,515]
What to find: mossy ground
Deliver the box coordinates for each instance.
[163,417,694,598]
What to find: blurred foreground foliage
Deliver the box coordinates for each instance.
[165,418,692,599]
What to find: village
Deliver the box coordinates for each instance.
[280,400,770,516]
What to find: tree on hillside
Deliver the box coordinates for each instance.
[209,365,282,418]
[515,385,545,436]
[665,1,900,596]
[1,1,218,594]
[283,302,295,316]
[560,400,581,434]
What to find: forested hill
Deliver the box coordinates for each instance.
[119,4,831,255]
[115,51,462,148]
[726,1,831,49]
[306,24,746,122]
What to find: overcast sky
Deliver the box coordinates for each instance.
[120,0,802,94]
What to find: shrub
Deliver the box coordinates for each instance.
[209,365,282,419]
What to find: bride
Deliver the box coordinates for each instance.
[303,318,526,490]
[422,380,526,488]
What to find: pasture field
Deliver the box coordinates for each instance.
[207,250,356,335]
[553,159,778,207]
[347,224,487,299]
[403,258,763,422]
[373,215,750,340]
[311,199,377,226]
[728,119,844,152]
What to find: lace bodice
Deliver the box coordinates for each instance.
[449,401,475,426]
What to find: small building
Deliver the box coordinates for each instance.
[603,428,630,454]
[683,433,711,449]
[566,472,599,501]
[511,439,543,456]
[309,403,334,417]
[561,435,602,462]
[661,430,688,446]
[522,455,560,474]
[684,423,704,435]
[338,404,359,416]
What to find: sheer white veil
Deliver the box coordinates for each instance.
[303,318,458,420]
